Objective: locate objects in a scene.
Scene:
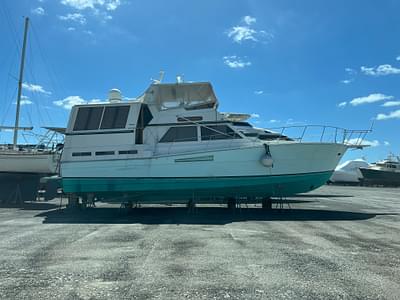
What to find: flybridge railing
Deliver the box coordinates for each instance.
[268,125,372,146]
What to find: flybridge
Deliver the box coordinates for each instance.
[66,82,222,135]
[140,82,218,111]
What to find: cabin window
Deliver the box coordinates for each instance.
[95,151,115,156]
[177,116,203,122]
[135,104,153,144]
[159,126,198,143]
[201,125,241,140]
[119,150,138,155]
[100,106,130,129]
[232,122,252,127]
[73,107,104,131]
[72,152,91,157]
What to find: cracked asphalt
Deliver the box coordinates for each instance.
[0,185,399,299]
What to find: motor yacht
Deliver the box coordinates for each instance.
[359,154,400,186]
[60,81,369,204]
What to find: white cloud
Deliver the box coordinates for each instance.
[269,119,279,123]
[61,0,121,11]
[83,30,93,35]
[382,101,400,107]
[54,96,85,109]
[250,113,260,118]
[243,16,256,25]
[67,27,76,31]
[345,68,356,75]
[346,138,380,147]
[22,82,51,95]
[14,95,33,106]
[340,79,353,84]
[31,7,45,15]
[254,90,264,95]
[105,0,121,11]
[228,26,257,43]
[338,101,347,107]
[20,99,33,105]
[361,64,400,76]
[223,56,251,69]
[349,93,393,106]
[396,56,400,61]
[53,96,103,109]
[376,109,400,121]
[384,141,390,146]
[227,16,273,44]
[58,13,87,24]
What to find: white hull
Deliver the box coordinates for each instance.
[329,159,370,183]
[0,151,58,174]
[330,170,362,183]
[61,142,347,178]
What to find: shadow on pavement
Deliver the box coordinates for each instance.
[293,194,354,198]
[0,202,59,210]
[36,206,388,225]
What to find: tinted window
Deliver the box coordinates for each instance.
[232,122,252,127]
[119,150,138,155]
[141,105,153,127]
[72,152,91,157]
[73,107,104,131]
[95,151,115,156]
[201,125,241,140]
[100,106,130,129]
[135,104,153,144]
[160,126,198,143]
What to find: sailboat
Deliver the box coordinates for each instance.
[0,17,60,175]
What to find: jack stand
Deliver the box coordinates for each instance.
[66,194,79,209]
[227,197,236,211]
[262,197,272,210]
[187,199,196,213]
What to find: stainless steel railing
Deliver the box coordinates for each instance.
[267,125,371,146]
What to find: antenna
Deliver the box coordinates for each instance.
[158,70,165,83]
[152,70,165,84]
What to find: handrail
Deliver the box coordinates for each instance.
[266,125,371,145]
[175,115,236,139]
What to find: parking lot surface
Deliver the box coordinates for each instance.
[0,185,399,299]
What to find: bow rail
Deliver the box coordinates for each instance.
[268,125,371,147]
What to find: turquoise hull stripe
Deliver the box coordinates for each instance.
[62,171,333,200]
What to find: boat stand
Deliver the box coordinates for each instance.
[275,196,291,210]
[261,197,272,210]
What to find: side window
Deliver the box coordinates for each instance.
[100,106,130,129]
[135,104,153,144]
[201,125,241,140]
[159,126,198,143]
[73,107,104,131]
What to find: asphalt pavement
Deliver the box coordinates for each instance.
[0,185,399,299]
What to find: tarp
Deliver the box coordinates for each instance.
[143,82,218,109]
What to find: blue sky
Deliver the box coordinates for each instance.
[0,0,399,162]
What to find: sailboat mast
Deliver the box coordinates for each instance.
[13,17,29,148]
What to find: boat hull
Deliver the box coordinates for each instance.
[0,152,58,174]
[62,171,333,201]
[61,142,346,201]
[359,168,400,186]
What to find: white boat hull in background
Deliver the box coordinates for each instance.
[330,170,362,183]
[330,159,370,184]
[0,152,58,174]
